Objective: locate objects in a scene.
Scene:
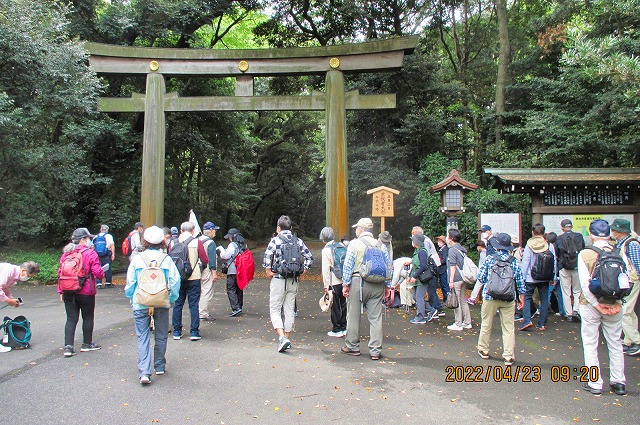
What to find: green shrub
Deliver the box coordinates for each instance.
[0,249,61,284]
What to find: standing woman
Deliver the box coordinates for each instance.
[408,233,437,324]
[446,228,472,331]
[58,228,105,357]
[125,226,181,385]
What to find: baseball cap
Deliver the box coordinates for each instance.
[589,219,610,237]
[560,219,573,228]
[203,221,220,231]
[479,225,491,232]
[224,228,240,239]
[352,218,373,229]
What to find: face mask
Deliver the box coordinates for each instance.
[19,273,30,281]
[86,238,94,248]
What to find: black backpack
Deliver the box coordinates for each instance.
[277,233,303,279]
[587,246,632,301]
[486,255,516,301]
[2,315,31,349]
[560,234,580,270]
[168,236,194,280]
[530,249,555,281]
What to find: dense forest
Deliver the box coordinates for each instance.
[1,0,638,246]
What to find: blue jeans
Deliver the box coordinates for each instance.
[438,269,450,299]
[523,281,550,328]
[549,283,566,316]
[414,283,435,321]
[172,279,201,336]
[426,277,443,311]
[134,308,169,377]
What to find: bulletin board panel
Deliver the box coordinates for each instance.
[479,213,522,243]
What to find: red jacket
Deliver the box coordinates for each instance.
[58,245,105,296]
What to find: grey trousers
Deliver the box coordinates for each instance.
[345,275,385,357]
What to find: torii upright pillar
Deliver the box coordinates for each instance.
[140,73,166,226]
[325,70,349,239]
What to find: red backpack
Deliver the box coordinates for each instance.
[235,249,255,290]
[121,230,136,256]
[58,249,88,292]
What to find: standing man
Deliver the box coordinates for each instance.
[320,227,347,337]
[263,215,313,352]
[480,225,496,255]
[93,224,115,289]
[199,221,219,322]
[519,223,557,331]
[129,222,144,262]
[476,233,525,366]
[341,218,391,360]
[578,219,626,396]
[610,218,640,357]
[556,219,586,322]
[172,222,208,341]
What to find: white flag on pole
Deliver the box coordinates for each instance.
[189,209,202,236]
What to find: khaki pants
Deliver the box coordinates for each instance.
[477,299,516,360]
[559,268,581,316]
[580,303,625,389]
[269,277,298,333]
[345,276,384,357]
[199,267,215,318]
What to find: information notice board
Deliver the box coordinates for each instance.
[478,213,521,243]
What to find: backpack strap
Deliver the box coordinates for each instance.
[140,252,151,268]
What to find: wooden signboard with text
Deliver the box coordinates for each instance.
[366,186,400,232]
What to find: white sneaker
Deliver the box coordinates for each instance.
[140,375,151,385]
[463,323,472,329]
[341,330,347,337]
[447,323,464,331]
[278,336,291,352]
[327,330,344,337]
[0,345,11,353]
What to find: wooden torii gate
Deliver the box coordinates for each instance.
[86,37,417,238]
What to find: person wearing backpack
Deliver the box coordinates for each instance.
[171,222,208,341]
[198,221,219,321]
[93,224,115,289]
[125,226,181,385]
[320,227,347,338]
[218,228,245,317]
[340,218,391,360]
[577,219,627,396]
[57,228,105,357]
[519,223,557,331]
[411,227,444,315]
[263,216,313,353]
[610,218,640,357]
[476,233,525,366]
[407,233,438,324]
[556,219,586,322]
[446,228,472,331]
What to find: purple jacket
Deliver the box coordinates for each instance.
[58,245,104,296]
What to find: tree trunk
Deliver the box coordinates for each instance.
[495,0,510,145]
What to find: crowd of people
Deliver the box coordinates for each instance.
[1,215,637,396]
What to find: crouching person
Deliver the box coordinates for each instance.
[125,226,181,385]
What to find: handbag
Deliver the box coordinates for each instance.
[445,291,459,309]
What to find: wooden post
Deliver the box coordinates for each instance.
[325,70,349,239]
[140,72,166,227]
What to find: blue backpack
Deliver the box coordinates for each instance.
[329,242,347,280]
[359,239,389,283]
[94,233,108,257]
